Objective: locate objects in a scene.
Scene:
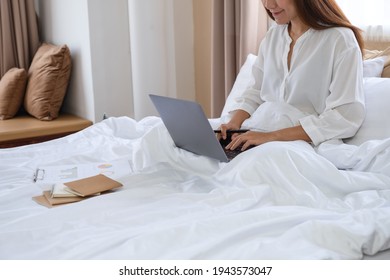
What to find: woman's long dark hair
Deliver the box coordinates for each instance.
[266,0,364,52]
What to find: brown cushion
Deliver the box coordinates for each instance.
[364,47,390,78]
[24,43,72,121]
[0,68,27,120]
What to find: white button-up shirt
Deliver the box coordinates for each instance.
[231,24,365,146]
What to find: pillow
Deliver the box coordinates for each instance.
[364,47,390,78]
[221,53,257,118]
[24,43,72,120]
[363,56,386,77]
[345,78,390,145]
[0,68,27,120]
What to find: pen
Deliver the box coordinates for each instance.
[213,129,250,133]
[33,169,39,182]
[33,168,45,183]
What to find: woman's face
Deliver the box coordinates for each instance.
[262,0,299,25]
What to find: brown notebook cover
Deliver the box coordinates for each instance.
[64,174,123,197]
[33,191,84,208]
[44,190,85,205]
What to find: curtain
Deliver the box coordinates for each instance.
[0,0,40,78]
[337,0,390,40]
[210,0,268,117]
[128,0,196,120]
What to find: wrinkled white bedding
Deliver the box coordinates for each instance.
[0,116,390,260]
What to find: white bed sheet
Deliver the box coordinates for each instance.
[1,116,390,260]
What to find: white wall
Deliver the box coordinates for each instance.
[37,0,134,122]
[36,0,95,121]
[37,0,195,122]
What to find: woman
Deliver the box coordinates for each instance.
[220,0,365,151]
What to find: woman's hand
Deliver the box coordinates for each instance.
[225,131,276,151]
[225,126,312,151]
[218,110,312,151]
[218,122,241,140]
[218,110,251,140]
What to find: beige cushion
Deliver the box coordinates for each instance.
[24,43,72,121]
[0,68,27,120]
[364,47,390,78]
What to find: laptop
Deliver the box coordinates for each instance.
[149,94,247,162]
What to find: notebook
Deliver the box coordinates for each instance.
[149,94,247,162]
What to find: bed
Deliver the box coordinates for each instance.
[1,43,390,261]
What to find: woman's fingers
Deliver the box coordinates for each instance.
[218,124,239,140]
[226,131,268,151]
[225,133,247,150]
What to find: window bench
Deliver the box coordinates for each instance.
[0,113,93,148]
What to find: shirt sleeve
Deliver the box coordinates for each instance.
[228,42,265,115]
[299,44,365,146]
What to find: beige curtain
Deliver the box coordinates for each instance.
[0,0,40,78]
[211,0,268,117]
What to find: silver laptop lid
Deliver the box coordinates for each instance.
[149,94,229,162]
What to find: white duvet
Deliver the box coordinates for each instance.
[0,116,390,260]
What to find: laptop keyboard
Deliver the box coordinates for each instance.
[219,137,246,161]
[224,148,243,161]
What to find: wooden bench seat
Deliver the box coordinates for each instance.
[0,114,93,148]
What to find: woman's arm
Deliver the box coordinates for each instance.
[226,125,312,151]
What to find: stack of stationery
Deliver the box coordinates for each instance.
[33,174,123,208]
